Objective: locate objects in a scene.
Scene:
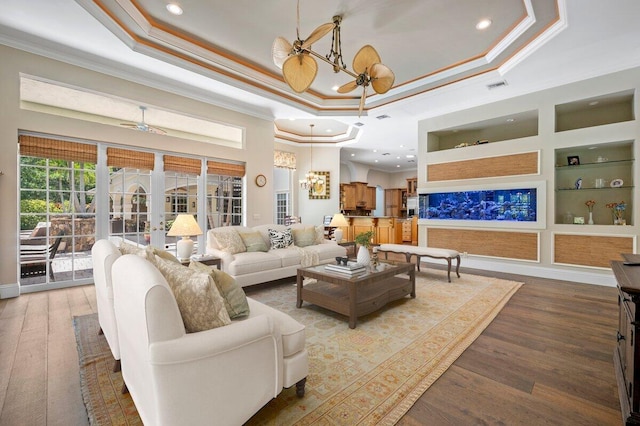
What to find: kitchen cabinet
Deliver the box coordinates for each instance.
[407,177,418,197]
[385,188,403,217]
[340,183,356,211]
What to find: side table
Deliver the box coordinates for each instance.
[180,255,221,269]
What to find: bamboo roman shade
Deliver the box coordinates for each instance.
[107,147,154,170]
[207,160,245,177]
[164,155,202,175]
[19,135,97,163]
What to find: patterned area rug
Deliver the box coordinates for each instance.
[74,270,521,425]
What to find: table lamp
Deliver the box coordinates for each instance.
[167,214,202,260]
[329,213,349,242]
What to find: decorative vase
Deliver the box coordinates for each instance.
[588,211,594,225]
[357,246,370,267]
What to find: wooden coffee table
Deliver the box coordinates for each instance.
[296,261,416,329]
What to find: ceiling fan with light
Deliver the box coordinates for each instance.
[272,1,395,116]
[120,106,167,135]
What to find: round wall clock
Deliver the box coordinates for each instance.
[255,174,267,187]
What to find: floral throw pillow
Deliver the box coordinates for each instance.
[268,228,293,249]
[212,228,246,254]
[153,256,231,332]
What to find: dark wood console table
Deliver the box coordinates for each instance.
[612,253,640,425]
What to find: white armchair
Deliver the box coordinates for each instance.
[111,254,285,426]
[91,239,122,372]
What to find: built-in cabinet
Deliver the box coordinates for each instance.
[421,85,637,270]
[555,141,634,225]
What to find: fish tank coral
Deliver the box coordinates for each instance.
[419,188,537,222]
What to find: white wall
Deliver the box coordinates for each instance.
[296,145,342,226]
[0,45,276,295]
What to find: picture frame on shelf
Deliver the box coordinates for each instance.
[567,155,580,166]
[573,216,585,224]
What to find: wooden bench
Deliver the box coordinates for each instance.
[377,243,461,282]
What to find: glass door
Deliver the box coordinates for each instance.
[19,135,97,290]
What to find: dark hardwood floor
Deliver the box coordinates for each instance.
[0,268,621,425]
[399,267,621,425]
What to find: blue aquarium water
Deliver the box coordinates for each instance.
[419,189,537,222]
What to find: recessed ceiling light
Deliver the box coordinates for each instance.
[476,19,492,30]
[166,3,183,15]
[376,114,390,120]
[396,165,400,168]
[373,149,378,153]
[350,153,355,157]
[396,156,400,159]
[331,85,339,91]
[326,128,332,132]
[506,118,515,122]
[399,144,404,148]
[589,101,599,106]
[375,160,379,163]
[406,154,415,158]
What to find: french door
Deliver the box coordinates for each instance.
[19,134,244,292]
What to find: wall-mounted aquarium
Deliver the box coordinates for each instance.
[419,187,539,223]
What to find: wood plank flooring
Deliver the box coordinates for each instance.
[0,268,621,425]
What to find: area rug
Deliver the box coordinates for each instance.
[74,270,521,425]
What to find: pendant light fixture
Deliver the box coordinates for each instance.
[299,124,324,194]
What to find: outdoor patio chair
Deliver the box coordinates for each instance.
[20,230,65,279]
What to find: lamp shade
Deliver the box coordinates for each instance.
[167,214,202,237]
[329,213,349,227]
[329,213,348,242]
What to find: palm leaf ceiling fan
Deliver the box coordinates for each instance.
[272,1,395,116]
[120,106,167,135]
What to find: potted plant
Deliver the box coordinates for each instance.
[354,231,374,266]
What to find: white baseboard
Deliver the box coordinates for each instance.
[0,283,20,299]
[422,256,617,287]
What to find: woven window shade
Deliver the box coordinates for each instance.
[274,150,296,170]
[207,160,245,177]
[19,135,97,163]
[107,147,154,170]
[164,155,202,175]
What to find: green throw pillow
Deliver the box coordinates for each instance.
[292,226,316,248]
[238,231,268,252]
[189,260,250,319]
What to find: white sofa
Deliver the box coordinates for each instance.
[91,239,122,372]
[111,253,309,425]
[206,224,347,287]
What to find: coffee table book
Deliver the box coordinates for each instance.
[325,264,365,275]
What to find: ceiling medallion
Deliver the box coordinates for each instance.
[272,1,395,116]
